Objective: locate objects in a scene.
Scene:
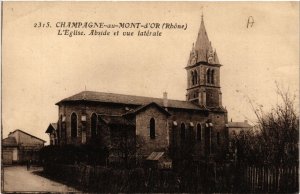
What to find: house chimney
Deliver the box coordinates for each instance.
[231,118,233,122]
[163,92,168,108]
[244,120,248,123]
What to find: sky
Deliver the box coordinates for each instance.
[2,2,299,144]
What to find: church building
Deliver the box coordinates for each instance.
[48,16,228,165]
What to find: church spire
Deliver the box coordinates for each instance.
[194,14,210,63]
[187,15,220,66]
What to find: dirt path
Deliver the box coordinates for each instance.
[3,166,79,192]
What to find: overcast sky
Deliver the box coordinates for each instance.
[3,2,299,144]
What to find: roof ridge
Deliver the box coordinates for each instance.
[80,90,189,103]
[9,129,46,142]
[57,90,206,111]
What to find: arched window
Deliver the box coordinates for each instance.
[71,113,77,138]
[194,70,198,84]
[191,71,194,85]
[207,69,211,84]
[211,69,215,84]
[180,123,186,140]
[150,118,155,139]
[196,123,202,141]
[91,113,97,138]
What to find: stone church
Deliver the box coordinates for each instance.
[48,16,228,165]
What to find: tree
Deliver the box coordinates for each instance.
[236,84,299,165]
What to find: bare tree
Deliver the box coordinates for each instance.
[236,83,299,165]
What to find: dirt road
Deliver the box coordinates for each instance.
[3,166,79,192]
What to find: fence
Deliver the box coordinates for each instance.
[244,165,298,193]
[44,163,178,192]
[43,162,298,193]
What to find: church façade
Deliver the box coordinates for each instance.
[46,16,229,165]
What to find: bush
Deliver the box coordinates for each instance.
[40,144,109,165]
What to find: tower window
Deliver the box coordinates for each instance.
[191,71,194,85]
[217,132,220,145]
[71,113,78,138]
[207,69,211,84]
[180,123,186,140]
[211,69,215,84]
[194,70,198,84]
[91,113,97,138]
[150,118,155,139]
[196,123,202,141]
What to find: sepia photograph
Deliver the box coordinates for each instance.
[1,2,299,193]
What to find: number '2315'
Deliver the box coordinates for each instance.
[34,22,51,28]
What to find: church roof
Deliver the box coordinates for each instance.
[98,115,135,127]
[194,16,211,62]
[125,102,171,116]
[56,91,207,111]
[187,15,221,66]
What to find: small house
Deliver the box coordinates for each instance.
[146,152,172,170]
[2,129,46,164]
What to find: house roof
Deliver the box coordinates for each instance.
[2,137,18,147]
[227,122,252,128]
[146,152,165,161]
[9,129,46,143]
[45,123,58,133]
[125,102,171,116]
[98,115,135,127]
[56,91,208,111]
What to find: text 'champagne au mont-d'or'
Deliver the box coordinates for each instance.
[33,22,188,37]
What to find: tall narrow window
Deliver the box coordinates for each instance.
[91,113,97,138]
[207,69,211,84]
[191,71,194,85]
[217,132,220,145]
[180,123,186,140]
[71,113,77,138]
[211,70,215,84]
[150,118,155,139]
[194,70,198,84]
[196,124,202,141]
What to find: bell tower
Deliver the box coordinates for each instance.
[185,15,223,108]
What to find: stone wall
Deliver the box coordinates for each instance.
[135,105,169,157]
[58,102,138,145]
[57,101,228,161]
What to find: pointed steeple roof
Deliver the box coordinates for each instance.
[214,50,220,64]
[194,15,211,63]
[187,15,221,66]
